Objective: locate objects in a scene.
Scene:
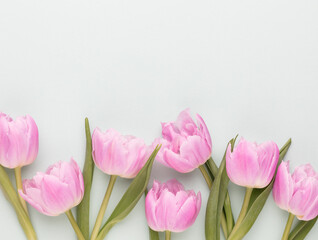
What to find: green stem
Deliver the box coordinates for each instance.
[224,192,234,235]
[228,187,253,239]
[65,210,85,240]
[165,231,171,240]
[90,175,117,240]
[199,164,228,238]
[14,167,29,215]
[0,165,37,240]
[282,213,295,240]
[199,165,213,189]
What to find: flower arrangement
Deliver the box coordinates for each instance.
[0,109,317,240]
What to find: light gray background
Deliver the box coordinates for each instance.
[0,0,318,239]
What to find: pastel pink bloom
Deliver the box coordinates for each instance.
[92,128,150,178]
[154,109,212,173]
[145,179,201,232]
[273,161,318,221]
[19,159,84,216]
[0,113,39,168]
[226,138,279,188]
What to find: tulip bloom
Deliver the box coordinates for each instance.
[154,109,212,173]
[0,113,38,169]
[91,127,151,240]
[145,179,201,235]
[92,128,150,178]
[19,159,84,216]
[273,161,318,221]
[226,137,279,188]
[226,137,279,238]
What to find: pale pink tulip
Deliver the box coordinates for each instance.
[19,159,84,216]
[92,128,150,178]
[0,113,38,168]
[226,137,279,188]
[145,179,201,232]
[154,109,212,173]
[273,161,318,220]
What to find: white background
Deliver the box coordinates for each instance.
[1,0,318,239]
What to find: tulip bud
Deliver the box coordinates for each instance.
[273,161,318,221]
[226,137,279,188]
[154,109,212,173]
[145,179,201,233]
[92,128,151,178]
[0,113,39,168]
[19,159,84,216]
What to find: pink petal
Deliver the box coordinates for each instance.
[179,135,211,167]
[196,113,212,150]
[255,141,279,188]
[273,161,293,211]
[164,179,185,195]
[145,189,161,231]
[40,175,75,216]
[226,139,260,187]
[174,193,201,232]
[164,150,196,173]
[175,109,197,136]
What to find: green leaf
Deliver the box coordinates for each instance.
[96,145,161,240]
[76,118,95,240]
[205,157,235,235]
[0,165,37,240]
[228,138,292,240]
[288,217,317,240]
[205,137,237,240]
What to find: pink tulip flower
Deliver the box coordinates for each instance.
[19,159,84,216]
[226,137,279,188]
[145,179,201,233]
[0,113,39,168]
[92,128,150,178]
[154,109,212,173]
[273,161,318,220]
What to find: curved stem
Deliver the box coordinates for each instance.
[199,165,212,189]
[199,164,228,238]
[282,213,295,240]
[65,210,85,240]
[0,166,37,240]
[90,175,117,240]
[165,231,171,240]
[14,167,28,215]
[228,187,253,239]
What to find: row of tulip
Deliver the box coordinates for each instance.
[0,110,317,240]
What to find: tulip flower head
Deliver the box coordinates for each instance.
[145,179,201,233]
[154,109,212,173]
[0,113,39,168]
[226,137,279,188]
[19,159,84,216]
[273,161,318,221]
[92,128,150,178]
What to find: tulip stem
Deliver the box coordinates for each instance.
[165,231,171,240]
[14,167,28,215]
[0,165,37,240]
[199,164,229,238]
[91,175,117,240]
[282,213,295,240]
[228,187,253,239]
[65,210,85,240]
[199,165,213,188]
